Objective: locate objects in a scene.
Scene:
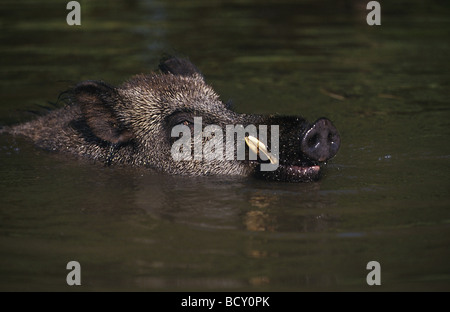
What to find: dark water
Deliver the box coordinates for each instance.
[0,0,449,291]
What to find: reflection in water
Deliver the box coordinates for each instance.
[244,210,276,232]
[131,170,339,234]
[249,194,276,209]
[124,171,343,289]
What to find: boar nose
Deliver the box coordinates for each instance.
[300,118,340,162]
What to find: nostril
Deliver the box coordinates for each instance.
[327,132,333,143]
[301,118,341,161]
[308,133,319,148]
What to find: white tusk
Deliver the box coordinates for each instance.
[245,135,279,165]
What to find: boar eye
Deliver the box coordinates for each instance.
[179,120,194,133]
[166,112,195,131]
[174,118,193,128]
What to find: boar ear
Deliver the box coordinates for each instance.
[159,56,204,79]
[73,81,133,145]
